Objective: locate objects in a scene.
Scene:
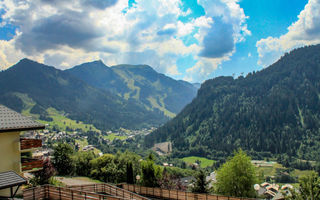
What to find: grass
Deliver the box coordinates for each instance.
[291,169,315,177]
[181,156,214,168]
[37,107,100,133]
[256,162,285,177]
[147,96,175,118]
[75,139,89,150]
[15,93,100,133]
[103,133,127,141]
[75,138,102,155]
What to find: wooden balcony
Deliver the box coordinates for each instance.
[21,158,43,172]
[20,138,42,151]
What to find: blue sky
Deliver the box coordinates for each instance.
[0,0,319,82]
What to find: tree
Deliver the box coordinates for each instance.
[126,161,134,184]
[215,149,257,198]
[286,172,320,200]
[74,151,96,176]
[30,158,56,185]
[191,169,209,193]
[141,154,162,187]
[53,143,75,175]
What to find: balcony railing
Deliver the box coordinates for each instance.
[21,158,43,172]
[20,138,42,151]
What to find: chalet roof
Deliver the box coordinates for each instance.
[0,105,45,133]
[0,171,27,190]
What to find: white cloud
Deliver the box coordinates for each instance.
[256,0,320,67]
[0,0,250,82]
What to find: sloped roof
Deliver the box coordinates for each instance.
[0,171,27,190]
[0,105,45,133]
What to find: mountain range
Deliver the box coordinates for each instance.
[145,44,320,161]
[66,61,197,117]
[0,59,197,130]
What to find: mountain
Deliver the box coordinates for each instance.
[66,62,198,118]
[0,59,168,130]
[145,44,320,161]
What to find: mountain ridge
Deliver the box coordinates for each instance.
[0,58,169,130]
[66,60,198,117]
[145,44,320,161]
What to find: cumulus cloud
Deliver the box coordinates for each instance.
[256,0,320,67]
[199,18,234,58]
[0,0,250,82]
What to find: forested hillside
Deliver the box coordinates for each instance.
[67,61,198,117]
[0,59,167,130]
[145,45,320,161]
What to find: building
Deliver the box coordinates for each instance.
[0,105,45,198]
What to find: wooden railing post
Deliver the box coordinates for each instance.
[32,187,35,200]
[59,187,61,200]
[71,190,74,200]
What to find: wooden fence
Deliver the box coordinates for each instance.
[68,184,149,200]
[120,184,259,200]
[21,158,43,172]
[20,138,42,150]
[23,184,135,200]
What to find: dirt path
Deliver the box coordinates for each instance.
[56,176,99,186]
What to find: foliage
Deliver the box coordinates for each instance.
[141,154,162,187]
[30,158,56,186]
[74,151,96,177]
[191,170,209,193]
[274,168,297,183]
[145,44,320,162]
[286,172,320,200]
[89,151,142,184]
[53,143,75,176]
[158,168,184,190]
[215,149,257,198]
[126,161,134,184]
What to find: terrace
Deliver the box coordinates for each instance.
[21,157,43,172]
[20,138,42,151]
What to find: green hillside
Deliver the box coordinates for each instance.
[145,44,320,161]
[66,62,198,118]
[0,59,168,130]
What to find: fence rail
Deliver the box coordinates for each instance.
[120,184,259,200]
[20,138,42,150]
[21,157,43,172]
[24,185,130,200]
[68,184,149,200]
[23,184,150,200]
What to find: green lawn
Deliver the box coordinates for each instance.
[75,139,89,150]
[75,138,102,155]
[38,107,100,133]
[103,133,127,141]
[181,156,214,168]
[291,169,315,177]
[256,163,285,177]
